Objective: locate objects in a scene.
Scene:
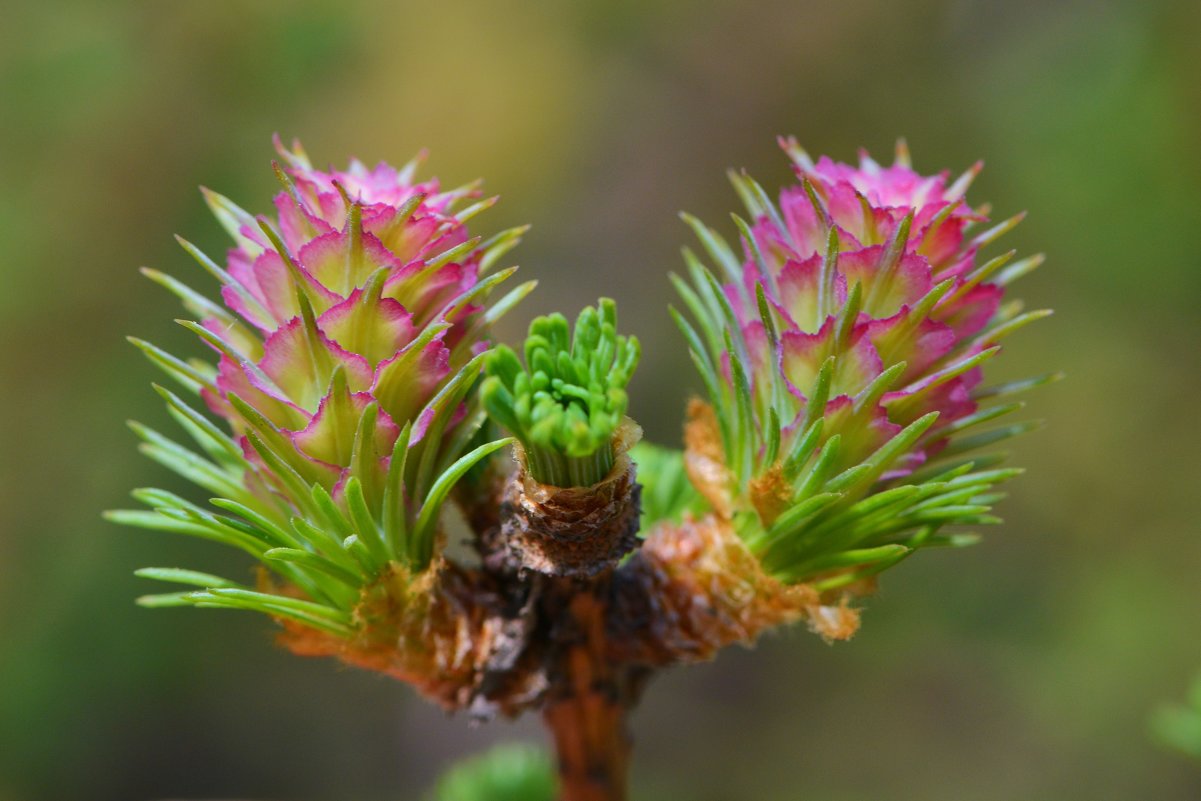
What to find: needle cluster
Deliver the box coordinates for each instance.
[482,298,640,487]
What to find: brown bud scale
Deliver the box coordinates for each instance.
[609,515,860,665]
[275,561,545,717]
[499,421,643,577]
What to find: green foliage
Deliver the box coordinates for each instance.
[482,298,641,487]
[107,378,511,627]
[630,442,704,529]
[429,743,556,801]
[1153,674,1201,762]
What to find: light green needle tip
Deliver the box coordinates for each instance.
[484,298,641,486]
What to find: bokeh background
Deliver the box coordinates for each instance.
[2,0,1199,799]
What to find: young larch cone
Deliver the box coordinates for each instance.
[668,137,1053,624]
[112,139,534,703]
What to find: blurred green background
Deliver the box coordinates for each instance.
[2,0,1199,799]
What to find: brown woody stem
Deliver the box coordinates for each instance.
[543,585,633,801]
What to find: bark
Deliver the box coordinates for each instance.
[542,581,634,801]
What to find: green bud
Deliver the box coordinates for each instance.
[483,298,641,486]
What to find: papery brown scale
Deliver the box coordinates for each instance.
[608,515,851,666]
[274,561,544,717]
[499,422,643,578]
[749,464,793,527]
[683,399,733,519]
[806,596,862,643]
